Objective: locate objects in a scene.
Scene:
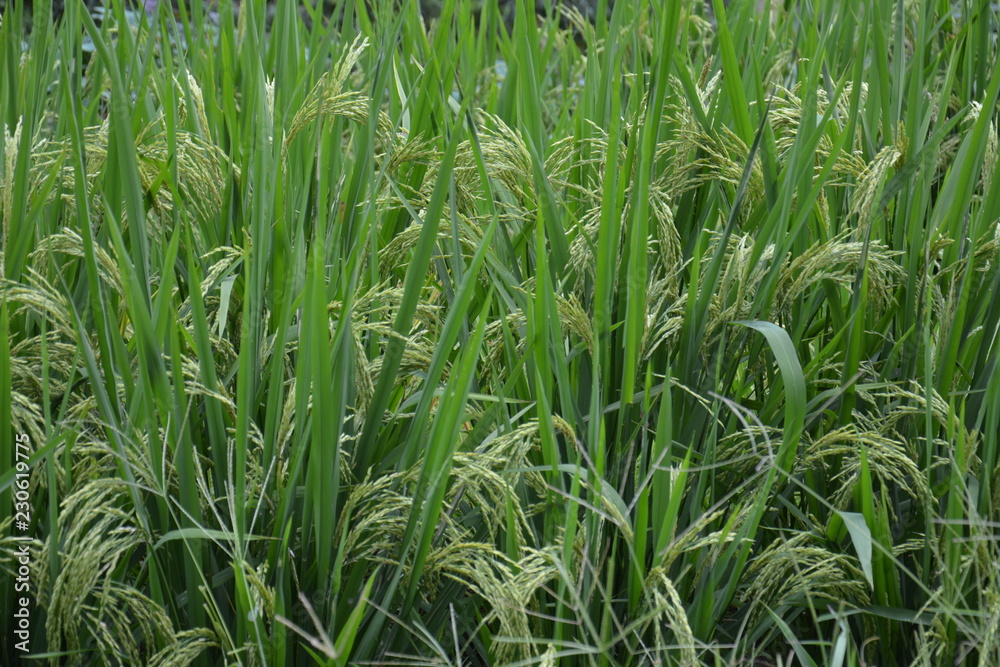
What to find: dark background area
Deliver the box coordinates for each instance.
[1,0,618,35]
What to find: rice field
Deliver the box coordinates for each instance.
[1,0,999,665]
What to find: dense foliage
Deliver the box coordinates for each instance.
[2,0,999,665]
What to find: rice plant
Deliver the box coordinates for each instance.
[1,0,999,665]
